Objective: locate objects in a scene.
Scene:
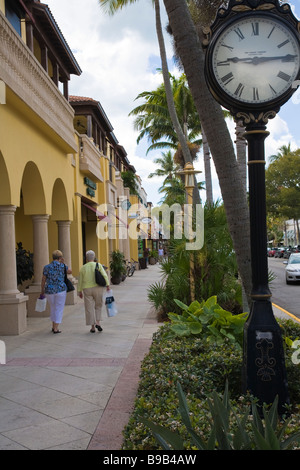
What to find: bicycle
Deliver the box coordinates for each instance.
[126,258,137,277]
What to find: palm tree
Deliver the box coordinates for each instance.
[99,0,252,302]
[163,0,251,302]
[269,143,292,163]
[148,150,179,183]
[99,0,201,205]
[158,177,185,206]
[130,74,201,155]
[130,74,212,201]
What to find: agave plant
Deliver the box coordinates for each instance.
[141,381,300,450]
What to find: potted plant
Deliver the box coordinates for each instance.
[16,242,34,289]
[110,250,126,285]
[149,250,158,265]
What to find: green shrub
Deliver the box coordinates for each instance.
[16,242,34,286]
[142,382,300,450]
[122,319,300,450]
[167,296,247,348]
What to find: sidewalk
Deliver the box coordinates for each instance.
[0,263,161,450]
[0,265,298,451]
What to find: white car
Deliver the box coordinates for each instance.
[284,254,300,284]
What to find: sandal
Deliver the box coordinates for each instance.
[95,325,103,332]
[90,328,96,333]
[53,330,61,334]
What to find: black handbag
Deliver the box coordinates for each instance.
[64,265,75,292]
[95,262,106,286]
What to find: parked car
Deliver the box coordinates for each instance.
[274,247,286,258]
[284,247,300,259]
[268,247,279,257]
[283,248,292,259]
[284,254,300,284]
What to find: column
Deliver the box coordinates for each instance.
[0,206,19,296]
[52,62,59,87]
[57,220,77,304]
[41,46,48,74]
[57,220,72,268]
[26,215,50,317]
[0,206,27,335]
[32,215,50,286]
[63,80,69,100]
[87,115,92,138]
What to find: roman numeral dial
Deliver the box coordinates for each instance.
[209,15,300,105]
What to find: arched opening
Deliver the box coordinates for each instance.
[0,151,12,205]
[21,161,47,215]
[51,178,70,221]
[15,162,47,291]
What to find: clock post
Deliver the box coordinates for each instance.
[243,119,289,414]
[204,0,300,413]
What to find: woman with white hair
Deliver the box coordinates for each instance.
[78,250,110,333]
[41,250,72,334]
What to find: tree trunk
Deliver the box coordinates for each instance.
[163,0,252,301]
[235,120,247,192]
[202,129,213,205]
[154,0,201,205]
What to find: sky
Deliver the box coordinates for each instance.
[46,0,300,206]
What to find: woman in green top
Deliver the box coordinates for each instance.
[78,250,110,333]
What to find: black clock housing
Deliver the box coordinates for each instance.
[204,0,300,119]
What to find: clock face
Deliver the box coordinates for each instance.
[211,15,300,105]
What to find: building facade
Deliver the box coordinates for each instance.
[0,0,147,334]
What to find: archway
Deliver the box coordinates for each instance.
[0,151,12,205]
[21,161,47,215]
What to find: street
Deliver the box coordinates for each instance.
[268,257,300,318]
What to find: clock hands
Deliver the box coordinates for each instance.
[218,54,296,65]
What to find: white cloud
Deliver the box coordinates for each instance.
[46,0,299,206]
[47,0,175,206]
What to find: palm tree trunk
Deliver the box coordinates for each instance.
[163,0,252,301]
[154,0,201,205]
[202,129,213,205]
[235,120,247,192]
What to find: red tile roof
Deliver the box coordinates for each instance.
[69,96,98,103]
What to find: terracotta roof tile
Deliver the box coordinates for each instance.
[69,95,98,103]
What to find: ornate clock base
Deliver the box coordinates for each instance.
[243,299,290,415]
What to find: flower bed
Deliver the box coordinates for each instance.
[122,319,300,450]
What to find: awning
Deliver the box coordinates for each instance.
[76,193,128,228]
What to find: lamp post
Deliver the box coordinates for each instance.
[177,162,201,301]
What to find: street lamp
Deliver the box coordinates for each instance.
[177,162,201,301]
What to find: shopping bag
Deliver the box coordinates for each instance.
[35,295,47,312]
[105,289,117,317]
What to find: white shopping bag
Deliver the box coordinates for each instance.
[105,289,117,317]
[35,296,47,312]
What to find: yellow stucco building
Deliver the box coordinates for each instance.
[0,0,148,335]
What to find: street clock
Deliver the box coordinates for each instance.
[204,0,296,413]
[204,0,300,122]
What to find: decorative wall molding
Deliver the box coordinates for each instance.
[0,11,77,151]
